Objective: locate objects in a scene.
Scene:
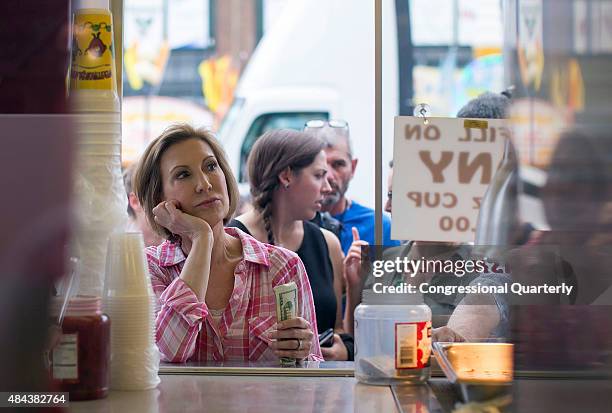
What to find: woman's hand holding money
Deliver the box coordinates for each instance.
[268,317,314,360]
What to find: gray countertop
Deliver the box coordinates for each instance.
[67,360,611,412]
[68,375,400,413]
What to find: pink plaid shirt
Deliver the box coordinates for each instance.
[146,227,323,363]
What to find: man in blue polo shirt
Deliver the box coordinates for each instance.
[304,119,400,254]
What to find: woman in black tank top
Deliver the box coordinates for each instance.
[228,219,338,334]
[227,129,351,361]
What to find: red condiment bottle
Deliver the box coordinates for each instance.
[50,295,110,400]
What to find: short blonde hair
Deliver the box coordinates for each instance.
[134,123,239,239]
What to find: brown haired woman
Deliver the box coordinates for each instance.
[134,123,322,362]
[227,129,351,361]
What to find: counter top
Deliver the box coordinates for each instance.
[67,361,449,412]
[68,375,400,413]
[67,361,610,412]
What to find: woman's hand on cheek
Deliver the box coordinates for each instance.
[153,200,213,242]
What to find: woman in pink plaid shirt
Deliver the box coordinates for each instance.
[134,124,322,362]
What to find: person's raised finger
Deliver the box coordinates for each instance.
[352,226,360,242]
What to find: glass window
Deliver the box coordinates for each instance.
[397,0,505,116]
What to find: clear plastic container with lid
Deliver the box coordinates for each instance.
[354,289,432,385]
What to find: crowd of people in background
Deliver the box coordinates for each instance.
[123,90,542,363]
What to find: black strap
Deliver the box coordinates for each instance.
[228,219,251,235]
[339,333,354,361]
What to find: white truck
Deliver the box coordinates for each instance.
[217,0,546,231]
[217,0,398,207]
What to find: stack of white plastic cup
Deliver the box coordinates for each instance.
[103,232,160,390]
[69,1,129,297]
[73,110,127,296]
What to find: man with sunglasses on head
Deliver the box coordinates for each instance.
[304,119,399,255]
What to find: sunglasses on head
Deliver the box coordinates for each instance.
[304,119,349,129]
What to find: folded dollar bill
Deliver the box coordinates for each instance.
[273,282,298,366]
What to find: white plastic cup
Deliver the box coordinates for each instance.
[73,112,121,135]
[110,344,161,390]
[103,232,153,298]
[104,294,157,307]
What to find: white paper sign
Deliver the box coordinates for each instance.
[392,116,508,242]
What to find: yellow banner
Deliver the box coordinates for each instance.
[70,11,116,91]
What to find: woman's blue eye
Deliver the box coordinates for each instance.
[206,162,218,172]
[176,171,189,179]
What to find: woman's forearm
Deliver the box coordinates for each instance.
[156,303,202,362]
[179,236,213,301]
[155,277,209,362]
